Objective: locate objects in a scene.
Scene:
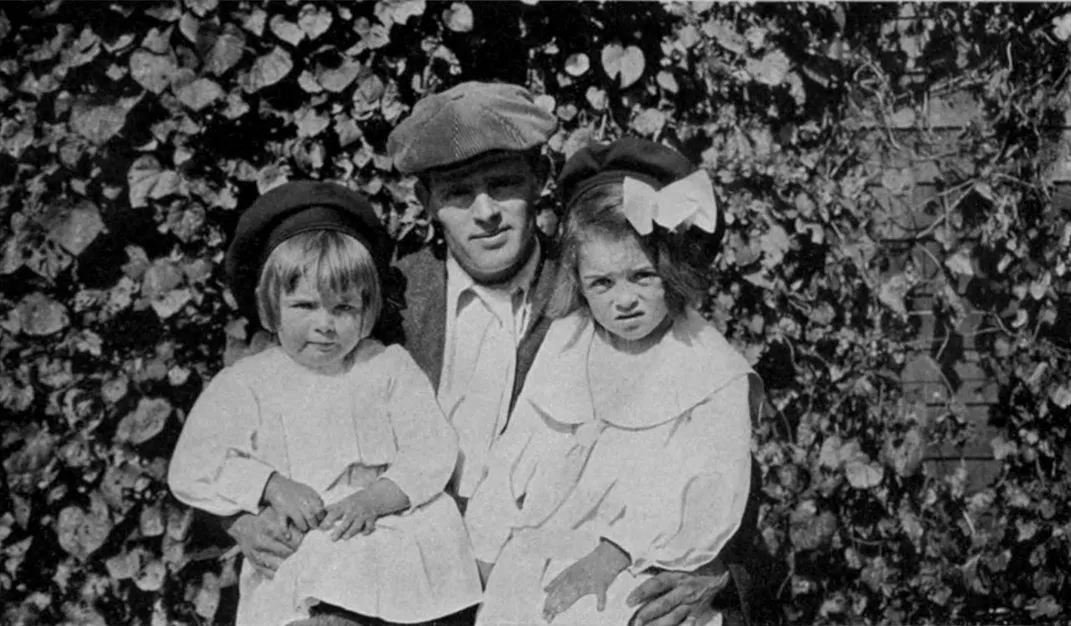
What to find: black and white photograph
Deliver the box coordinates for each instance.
[1,2,1068,625]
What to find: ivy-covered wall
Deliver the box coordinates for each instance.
[2,2,1069,624]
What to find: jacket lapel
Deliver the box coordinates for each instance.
[396,247,447,390]
[511,249,558,414]
[398,236,560,406]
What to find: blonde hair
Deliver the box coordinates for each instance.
[255,230,382,339]
[548,182,704,319]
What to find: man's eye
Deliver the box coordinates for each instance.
[490,177,523,191]
[442,186,471,201]
[634,271,660,283]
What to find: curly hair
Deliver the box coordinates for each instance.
[547,181,707,319]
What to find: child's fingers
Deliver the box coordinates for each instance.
[341,515,365,541]
[318,507,341,530]
[544,579,587,622]
[329,512,374,540]
[543,567,569,594]
[330,516,353,541]
[542,585,570,623]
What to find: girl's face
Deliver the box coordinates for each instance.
[277,273,367,374]
[577,234,670,343]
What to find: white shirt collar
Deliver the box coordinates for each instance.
[446,237,542,311]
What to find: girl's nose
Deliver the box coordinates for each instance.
[615,288,640,311]
[314,309,337,333]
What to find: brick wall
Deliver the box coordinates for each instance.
[864,90,1007,491]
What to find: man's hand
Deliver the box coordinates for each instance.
[263,473,325,532]
[224,507,303,578]
[542,540,630,623]
[626,561,731,626]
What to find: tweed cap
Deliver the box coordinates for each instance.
[387,81,558,174]
[224,181,391,328]
[557,137,697,207]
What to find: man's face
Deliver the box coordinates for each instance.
[421,153,542,284]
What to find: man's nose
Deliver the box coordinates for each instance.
[471,191,501,222]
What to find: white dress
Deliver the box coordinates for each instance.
[465,310,760,626]
[168,340,481,626]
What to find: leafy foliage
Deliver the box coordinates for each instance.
[1,1,1069,624]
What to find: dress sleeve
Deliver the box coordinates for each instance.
[167,369,276,517]
[379,346,458,508]
[601,374,756,575]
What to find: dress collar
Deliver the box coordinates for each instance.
[520,309,754,430]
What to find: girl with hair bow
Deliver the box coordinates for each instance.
[465,138,764,626]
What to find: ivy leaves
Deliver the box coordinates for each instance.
[57,492,112,562]
[601,43,645,88]
[1,1,1069,624]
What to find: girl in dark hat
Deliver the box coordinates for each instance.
[466,139,764,626]
[169,182,481,626]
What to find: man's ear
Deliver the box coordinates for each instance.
[532,152,553,191]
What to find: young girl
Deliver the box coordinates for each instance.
[465,138,763,626]
[168,181,481,626]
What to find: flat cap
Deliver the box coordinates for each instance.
[557,137,696,207]
[225,181,391,328]
[387,81,558,174]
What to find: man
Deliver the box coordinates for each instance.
[223,82,767,626]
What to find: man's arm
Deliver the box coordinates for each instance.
[626,456,780,626]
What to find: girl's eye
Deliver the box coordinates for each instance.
[633,271,660,283]
[335,303,359,314]
[585,278,612,292]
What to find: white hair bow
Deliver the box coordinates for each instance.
[621,169,719,236]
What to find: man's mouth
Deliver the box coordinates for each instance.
[473,227,509,240]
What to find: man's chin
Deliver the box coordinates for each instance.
[462,253,524,284]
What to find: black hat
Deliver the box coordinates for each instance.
[224,181,392,328]
[557,137,696,207]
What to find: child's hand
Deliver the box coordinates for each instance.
[319,490,379,540]
[542,540,631,622]
[262,473,324,533]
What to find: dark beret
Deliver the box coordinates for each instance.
[224,181,392,328]
[387,81,558,175]
[557,137,696,208]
